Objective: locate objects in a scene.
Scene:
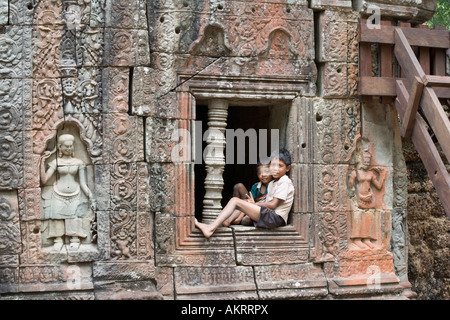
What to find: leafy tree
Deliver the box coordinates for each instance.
[425,0,450,30]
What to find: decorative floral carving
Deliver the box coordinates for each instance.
[0,194,20,255]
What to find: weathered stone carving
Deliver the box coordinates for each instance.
[40,133,96,251]
[110,162,137,260]
[315,212,347,262]
[0,192,21,257]
[348,139,388,250]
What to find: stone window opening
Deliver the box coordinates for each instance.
[194,99,292,228]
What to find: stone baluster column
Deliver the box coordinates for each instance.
[202,99,228,223]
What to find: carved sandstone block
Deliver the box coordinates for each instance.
[0,1,9,25]
[93,261,156,281]
[93,280,162,300]
[155,267,174,299]
[324,249,401,296]
[32,25,63,79]
[104,113,144,163]
[110,207,138,260]
[320,62,348,98]
[313,98,360,164]
[33,0,63,26]
[102,68,130,113]
[19,219,42,264]
[232,225,309,265]
[103,28,150,67]
[131,66,156,116]
[150,0,313,59]
[18,263,94,292]
[31,78,63,132]
[0,26,33,78]
[9,0,35,25]
[0,131,23,190]
[149,52,177,98]
[314,165,350,213]
[0,78,25,132]
[317,11,349,63]
[149,9,194,54]
[254,263,328,299]
[0,191,21,257]
[148,163,194,216]
[174,266,257,300]
[18,188,42,221]
[313,211,348,263]
[77,27,104,67]
[104,0,148,30]
[95,210,111,260]
[145,117,179,163]
[0,266,19,293]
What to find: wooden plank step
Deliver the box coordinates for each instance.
[419,87,450,163]
[401,76,424,139]
[396,80,450,218]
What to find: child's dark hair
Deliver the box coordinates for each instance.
[270,148,292,166]
[256,158,270,172]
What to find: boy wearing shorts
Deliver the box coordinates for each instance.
[195,148,294,238]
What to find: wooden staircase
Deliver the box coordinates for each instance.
[358,20,450,218]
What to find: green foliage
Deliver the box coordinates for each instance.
[425,0,450,30]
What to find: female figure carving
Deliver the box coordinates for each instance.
[348,147,387,250]
[40,134,96,251]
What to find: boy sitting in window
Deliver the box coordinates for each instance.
[223,161,273,226]
[195,148,294,238]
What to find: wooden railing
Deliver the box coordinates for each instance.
[358,20,450,218]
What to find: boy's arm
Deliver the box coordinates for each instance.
[255,197,280,210]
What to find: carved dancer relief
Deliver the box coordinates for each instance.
[347,138,388,250]
[40,133,96,252]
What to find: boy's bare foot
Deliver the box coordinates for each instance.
[194,218,215,238]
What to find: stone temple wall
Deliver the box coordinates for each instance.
[0,0,443,300]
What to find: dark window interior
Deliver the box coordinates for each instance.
[194,104,281,221]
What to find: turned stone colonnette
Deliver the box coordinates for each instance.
[202,99,229,224]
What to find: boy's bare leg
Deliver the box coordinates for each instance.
[223,210,245,227]
[223,183,249,226]
[241,215,253,226]
[195,197,260,238]
[233,183,248,199]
